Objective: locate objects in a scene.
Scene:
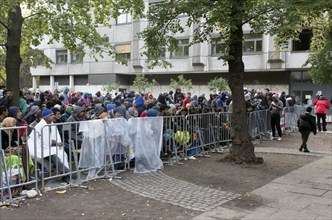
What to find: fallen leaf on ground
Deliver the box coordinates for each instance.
[56,190,67,194]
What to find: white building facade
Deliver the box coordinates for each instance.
[31,0,332,104]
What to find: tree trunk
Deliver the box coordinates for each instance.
[224,0,263,164]
[5,4,23,107]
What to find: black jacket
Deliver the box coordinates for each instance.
[297,113,317,134]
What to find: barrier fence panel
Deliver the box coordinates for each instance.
[1,109,279,202]
[162,115,187,164]
[185,113,208,158]
[37,120,124,190]
[1,126,39,206]
[216,112,232,148]
[282,105,307,133]
[248,110,271,141]
[162,112,234,163]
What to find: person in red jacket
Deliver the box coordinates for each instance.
[314,95,331,132]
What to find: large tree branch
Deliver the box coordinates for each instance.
[242,8,275,25]
[23,11,49,20]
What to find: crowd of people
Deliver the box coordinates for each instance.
[0,86,330,183]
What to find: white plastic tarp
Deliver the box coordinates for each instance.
[128,117,163,173]
[79,120,107,179]
[78,117,163,175]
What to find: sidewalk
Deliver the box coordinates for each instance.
[194,134,332,220]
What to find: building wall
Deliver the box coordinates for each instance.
[31,1,331,101]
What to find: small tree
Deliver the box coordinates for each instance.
[170,75,193,91]
[208,77,229,93]
[102,83,119,93]
[132,74,158,93]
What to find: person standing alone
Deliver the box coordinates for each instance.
[297,107,317,153]
[270,94,284,141]
[314,95,330,132]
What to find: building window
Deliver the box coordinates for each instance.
[71,52,84,63]
[243,33,262,53]
[292,29,312,51]
[211,38,227,56]
[171,39,189,58]
[56,50,68,64]
[115,44,131,61]
[116,8,132,24]
[291,71,312,83]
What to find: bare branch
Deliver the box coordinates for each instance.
[23,11,49,20]
[242,8,275,25]
[0,20,9,30]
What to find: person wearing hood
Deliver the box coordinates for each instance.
[134,96,146,116]
[147,109,160,117]
[173,88,182,104]
[92,106,106,119]
[297,106,317,153]
[128,107,139,118]
[66,106,86,149]
[314,95,330,132]
[82,93,91,106]
[106,103,117,118]
[24,105,40,124]
[114,105,127,118]
[34,91,41,103]
[60,87,71,105]
[61,105,73,122]
[192,95,198,108]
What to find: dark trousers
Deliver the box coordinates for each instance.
[300,130,310,150]
[271,114,282,138]
[316,113,327,131]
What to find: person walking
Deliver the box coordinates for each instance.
[314,95,330,132]
[297,106,317,152]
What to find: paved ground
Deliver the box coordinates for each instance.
[194,155,332,220]
[112,172,240,212]
[1,130,331,220]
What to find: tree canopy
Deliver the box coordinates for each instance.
[0,0,144,104]
[208,77,229,93]
[139,0,332,162]
[169,75,193,91]
[132,73,158,93]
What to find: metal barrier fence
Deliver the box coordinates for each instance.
[1,112,272,206]
[281,105,332,133]
[282,105,306,133]
[1,125,39,206]
[247,110,272,141]
[161,112,234,164]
